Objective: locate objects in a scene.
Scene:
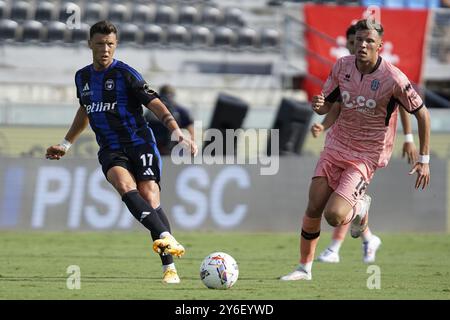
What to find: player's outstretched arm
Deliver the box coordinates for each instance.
[408,106,431,189]
[46,106,89,160]
[399,107,418,164]
[146,99,198,156]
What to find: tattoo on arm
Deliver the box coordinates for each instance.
[162,113,176,127]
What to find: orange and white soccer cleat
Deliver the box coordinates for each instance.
[153,234,185,258]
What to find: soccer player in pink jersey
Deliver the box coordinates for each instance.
[311,24,418,264]
[281,19,430,281]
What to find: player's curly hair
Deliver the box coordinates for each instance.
[355,19,384,37]
[89,20,118,39]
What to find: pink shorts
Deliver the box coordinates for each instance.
[313,148,377,207]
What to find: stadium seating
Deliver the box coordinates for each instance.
[201,6,223,27]
[166,24,189,47]
[10,1,31,22]
[67,22,89,44]
[190,25,213,47]
[0,1,281,52]
[177,6,199,25]
[34,1,57,23]
[44,20,67,43]
[224,7,245,28]
[85,2,105,23]
[407,0,439,8]
[131,4,153,25]
[260,28,280,49]
[142,24,164,47]
[108,3,129,24]
[118,22,139,45]
[360,0,441,6]
[384,0,405,7]
[0,1,7,20]
[213,26,236,47]
[19,20,43,43]
[154,5,176,25]
[236,27,258,48]
[0,19,18,42]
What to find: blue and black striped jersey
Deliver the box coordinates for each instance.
[75,59,159,151]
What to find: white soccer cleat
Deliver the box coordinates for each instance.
[280,266,312,281]
[351,194,372,239]
[316,248,340,263]
[363,235,381,264]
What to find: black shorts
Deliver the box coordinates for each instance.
[98,143,162,184]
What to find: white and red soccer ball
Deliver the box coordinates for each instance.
[200,252,239,289]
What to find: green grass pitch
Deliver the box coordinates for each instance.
[0,231,449,300]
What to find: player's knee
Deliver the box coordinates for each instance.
[323,209,346,227]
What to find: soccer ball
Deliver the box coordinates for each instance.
[199,252,239,289]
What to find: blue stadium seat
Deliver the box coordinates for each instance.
[201,6,223,27]
[213,26,235,47]
[190,26,212,47]
[427,0,440,7]
[142,24,164,46]
[44,21,66,43]
[118,23,139,45]
[0,19,18,42]
[131,4,153,25]
[20,20,43,43]
[166,25,189,47]
[10,1,31,22]
[360,0,383,6]
[67,22,89,44]
[154,5,175,25]
[384,0,405,7]
[84,2,104,23]
[178,6,199,25]
[34,1,56,23]
[108,3,128,23]
[407,0,427,8]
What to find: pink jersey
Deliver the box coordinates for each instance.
[322,55,423,168]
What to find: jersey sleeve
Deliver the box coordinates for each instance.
[393,71,423,113]
[122,68,160,106]
[323,58,342,103]
[74,71,82,106]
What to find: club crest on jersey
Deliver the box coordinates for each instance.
[371,79,380,91]
[143,83,156,95]
[105,79,115,91]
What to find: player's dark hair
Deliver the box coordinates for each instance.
[355,19,384,37]
[89,20,118,39]
[346,24,357,38]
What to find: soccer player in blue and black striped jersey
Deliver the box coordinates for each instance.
[46,21,198,284]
